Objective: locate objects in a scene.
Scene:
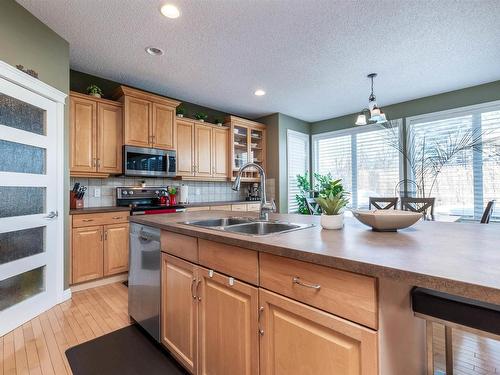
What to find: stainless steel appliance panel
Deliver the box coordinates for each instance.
[128,223,161,341]
[124,145,176,177]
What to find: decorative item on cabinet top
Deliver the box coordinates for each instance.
[113,85,181,151]
[69,91,123,178]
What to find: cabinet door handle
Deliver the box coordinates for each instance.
[258,306,264,336]
[112,216,123,220]
[82,219,94,222]
[104,230,108,240]
[97,159,101,169]
[196,280,202,301]
[191,279,196,299]
[292,276,321,290]
[100,230,103,241]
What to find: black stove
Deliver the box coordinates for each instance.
[116,187,186,215]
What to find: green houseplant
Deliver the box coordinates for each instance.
[194,112,208,122]
[214,118,223,126]
[315,178,349,229]
[86,84,103,98]
[176,106,186,118]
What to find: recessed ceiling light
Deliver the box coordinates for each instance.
[254,89,266,96]
[160,4,180,19]
[145,46,164,56]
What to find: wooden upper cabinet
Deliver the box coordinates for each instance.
[70,95,97,173]
[212,127,229,178]
[176,119,195,177]
[161,254,198,374]
[259,289,378,375]
[103,223,129,276]
[98,102,122,174]
[124,96,151,147]
[70,92,123,177]
[114,86,180,149]
[198,267,259,375]
[194,124,212,177]
[152,103,176,150]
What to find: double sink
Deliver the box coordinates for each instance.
[182,217,314,236]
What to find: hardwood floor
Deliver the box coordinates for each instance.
[1,282,500,375]
[0,282,129,375]
[433,323,500,375]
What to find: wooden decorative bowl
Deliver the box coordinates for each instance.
[351,209,423,232]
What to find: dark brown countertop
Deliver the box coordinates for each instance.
[69,206,131,215]
[130,211,500,304]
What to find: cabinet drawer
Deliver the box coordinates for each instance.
[231,204,247,212]
[72,211,129,227]
[198,239,258,285]
[161,231,198,263]
[260,253,378,329]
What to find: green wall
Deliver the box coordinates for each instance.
[259,113,310,213]
[70,70,231,123]
[311,80,500,134]
[0,0,71,287]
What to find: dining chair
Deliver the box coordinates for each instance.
[401,197,435,217]
[369,197,398,210]
[305,197,322,215]
[480,200,496,224]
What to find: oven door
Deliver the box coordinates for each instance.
[124,146,174,177]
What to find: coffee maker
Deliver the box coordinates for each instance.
[246,183,261,201]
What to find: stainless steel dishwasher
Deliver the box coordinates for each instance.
[128,223,161,341]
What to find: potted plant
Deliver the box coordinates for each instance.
[214,118,223,126]
[86,84,103,98]
[176,106,186,118]
[195,112,208,122]
[315,178,349,230]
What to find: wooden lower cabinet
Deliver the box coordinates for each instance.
[198,267,259,375]
[103,223,129,276]
[259,289,378,375]
[72,226,104,283]
[161,254,198,373]
[71,212,129,285]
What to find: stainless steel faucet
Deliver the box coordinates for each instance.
[232,162,276,221]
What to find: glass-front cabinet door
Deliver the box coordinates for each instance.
[0,65,63,336]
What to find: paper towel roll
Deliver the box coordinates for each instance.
[179,184,189,204]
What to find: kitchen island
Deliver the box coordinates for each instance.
[130,211,500,375]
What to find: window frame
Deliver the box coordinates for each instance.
[311,120,404,209]
[286,129,310,213]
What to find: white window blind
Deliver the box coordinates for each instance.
[407,102,500,219]
[312,122,402,209]
[287,130,310,213]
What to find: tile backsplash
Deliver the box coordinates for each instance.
[70,176,250,208]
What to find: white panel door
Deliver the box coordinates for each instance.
[0,62,65,336]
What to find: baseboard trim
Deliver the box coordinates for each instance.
[60,288,72,302]
[70,273,128,293]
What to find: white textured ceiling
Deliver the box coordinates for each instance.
[17,0,500,122]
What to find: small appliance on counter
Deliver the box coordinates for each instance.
[70,183,87,208]
[246,182,261,201]
[116,187,186,215]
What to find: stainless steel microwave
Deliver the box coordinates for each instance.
[124,146,176,178]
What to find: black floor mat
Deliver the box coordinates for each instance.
[66,325,188,375]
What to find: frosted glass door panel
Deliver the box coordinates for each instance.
[0,186,45,218]
[0,93,45,135]
[0,140,46,174]
[0,266,45,311]
[0,227,45,265]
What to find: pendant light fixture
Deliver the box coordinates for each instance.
[355,73,387,126]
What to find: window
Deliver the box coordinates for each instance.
[312,121,402,209]
[407,102,500,219]
[287,130,310,213]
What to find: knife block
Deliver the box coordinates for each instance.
[70,191,84,209]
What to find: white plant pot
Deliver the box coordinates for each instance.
[320,213,344,230]
[177,114,184,118]
[90,93,101,98]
